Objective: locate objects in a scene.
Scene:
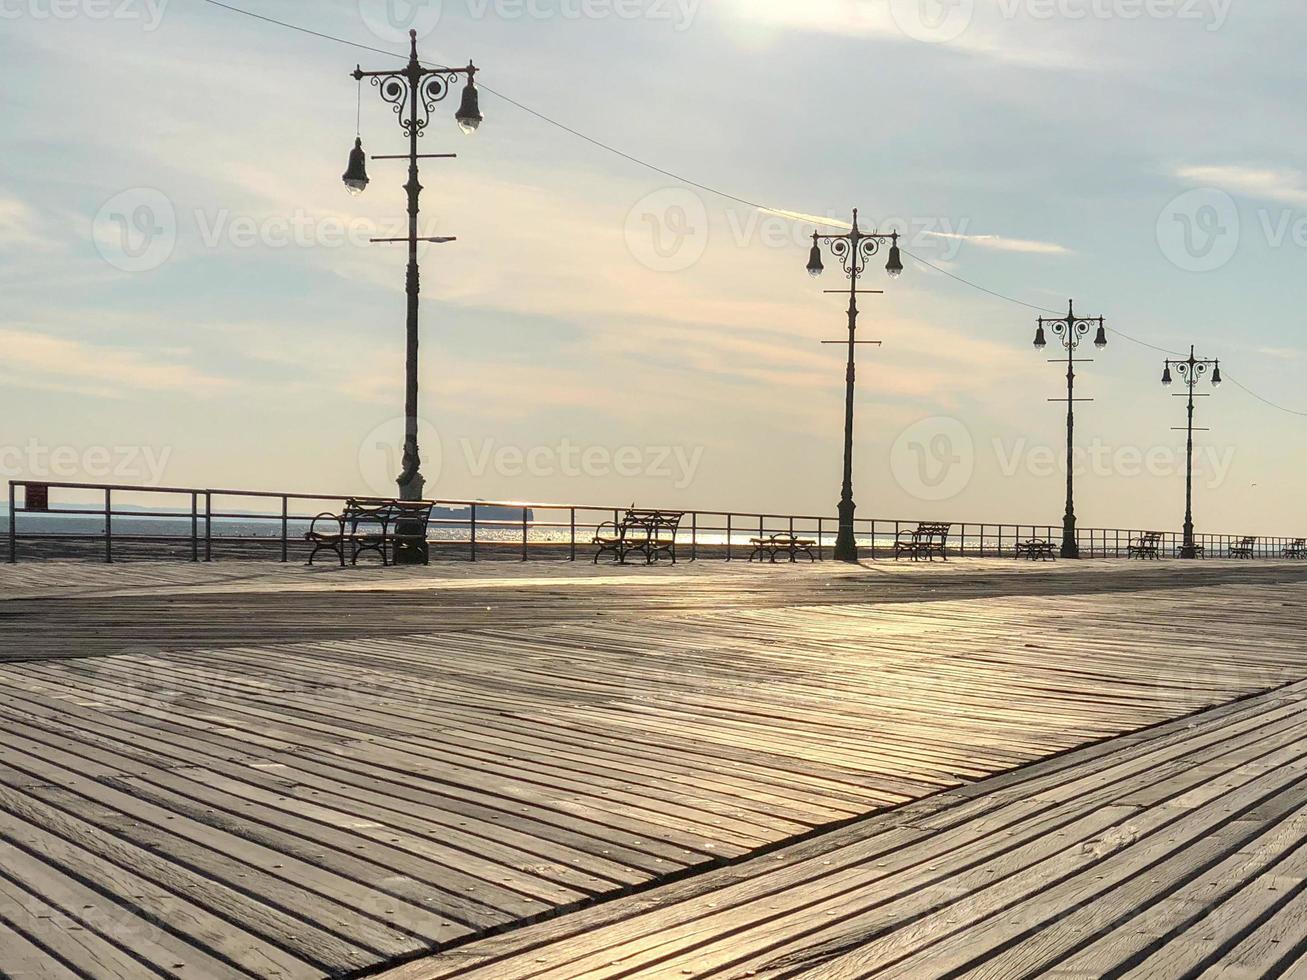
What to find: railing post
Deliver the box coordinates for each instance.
[190,492,199,562]
[691,512,698,562]
[522,507,529,562]
[726,515,732,561]
[281,496,289,563]
[470,503,478,562]
[103,488,113,564]
[570,508,576,562]
[817,517,823,561]
[204,492,212,562]
[7,483,16,564]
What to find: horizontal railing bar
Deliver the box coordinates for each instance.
[6,481,1298,563]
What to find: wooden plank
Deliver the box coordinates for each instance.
[381,684,1307,980]
[3,562,1307,978]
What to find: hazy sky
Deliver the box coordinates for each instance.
[4,0,1306,533]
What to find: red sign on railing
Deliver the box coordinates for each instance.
[24,483,49,512]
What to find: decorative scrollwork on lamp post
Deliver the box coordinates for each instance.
[806,209,904,563]
[1162,346,1222,559]
[342,30,482,563]
[1033,300,1108,559]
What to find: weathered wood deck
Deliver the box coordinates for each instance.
[392,679,1307,979]
[1,559,1305,978]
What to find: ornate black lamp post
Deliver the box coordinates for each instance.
[806,209,903,563]
[1162,346,1222,558]
[344,29,482,562]
[1033,300,1107,559]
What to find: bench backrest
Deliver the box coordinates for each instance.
[341,498,434,532]
[342,498,396,530]
[914,523,950,544]
[623,509,684,538]
[1238,536,1257,546]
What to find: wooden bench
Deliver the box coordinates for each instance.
[1014,539,1056,561]
[1230,536,1257,559]
[748,533,817,564]
[305,498,434,566]
[894,523,950,562]
[1177,543,1206,558]
[1284,538,1307,559]
[1127,531,1162,560]
[593,509,684,565]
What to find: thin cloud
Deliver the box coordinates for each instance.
[923,231,1071,255]
[720,0,1088,70]
[1175,165,1307,207]
[0,328,233,399]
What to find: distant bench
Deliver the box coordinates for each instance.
[1230,536,1258,559]
[748,533,816,564]
[1284,538,1306,559]
[305,498,434,566]
[1127,532,1162,560]
[894,523,950,562]
[1014,539,1056,561]
[593,509,684,565]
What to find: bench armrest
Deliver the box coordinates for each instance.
[308,511,344,536]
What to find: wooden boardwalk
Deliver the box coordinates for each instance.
[0,560,1305,977]
[392,680,1307,979]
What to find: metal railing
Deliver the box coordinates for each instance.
[4,480,1303,564]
